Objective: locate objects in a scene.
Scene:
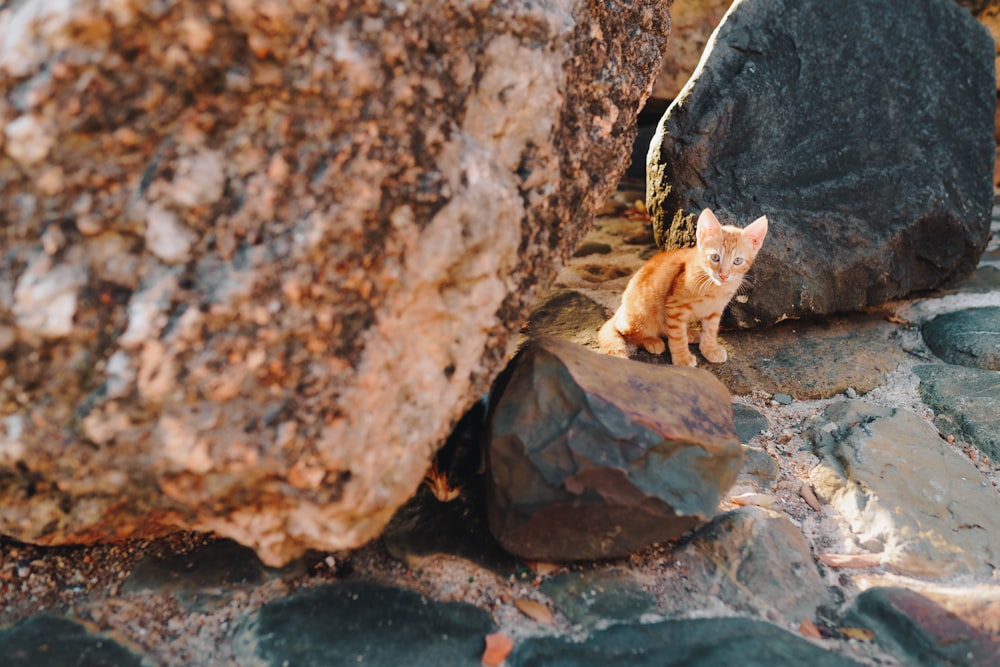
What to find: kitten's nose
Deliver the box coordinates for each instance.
[719,271,729,282]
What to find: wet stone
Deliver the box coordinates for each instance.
[0,614,153,667]
[122,538,305,611]
[921,307,1000,370]
[232,581,495,667]
[675,507,830,624]
[507,616,864,667]
[915,363,1000,461]
[539,569,656,629]
[845,587,1000,667]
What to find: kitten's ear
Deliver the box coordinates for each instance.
[696,208,722,245]
[742,215,768,251]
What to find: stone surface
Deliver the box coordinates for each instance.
[486,336,741,561]
[522,289,608,349]
[914,363,1000,460]
[732,404,770,443]
[806,400,1000,578]
[507,616,864,666]
[921,307,1000,370]
[0,0,671,566]
[705,315,908,399]
[232,581,495,667]
[0,614,153,667]
[845,587,1000,667]
[676,507,830,624]
[540,569,657,628]
[647,0,995,327]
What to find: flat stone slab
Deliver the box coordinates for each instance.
[705,315,907,399]
[915,363,1000,461]
[0,614,153,667]
[806,400,1000,578]
[921,307,1000,370]
[845,587,1000,667]
[540,569,656,629]
[676,507,829,624]
[232,582,495,667]
[507,616,864,666]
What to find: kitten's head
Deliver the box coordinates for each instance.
[695,208,768,286]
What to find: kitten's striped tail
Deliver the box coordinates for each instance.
[598,315,629,358]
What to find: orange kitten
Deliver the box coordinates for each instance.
[598,208,768,366]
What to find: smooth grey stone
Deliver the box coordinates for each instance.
[233,582,494,667]
[921,307,1000,370]
[0,614,153,667]
[507,616,865,666]
[915,363,1000,460]
[540,569,656,628]
[844,587,1000,667]
[676,507,830,623]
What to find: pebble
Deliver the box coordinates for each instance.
[772,393,794,405]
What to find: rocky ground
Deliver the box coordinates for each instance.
[1,179,999,666]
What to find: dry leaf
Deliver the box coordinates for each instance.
[816,553,883,568]
[795,480,822,512]
[840,627,876,641]
[514,598,554,624]
[731,492,777,507]
[481,632,515,667]
[525,560,560,576]
[798,618,823,639]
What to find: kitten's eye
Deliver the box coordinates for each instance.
[709,253,721,263]
[733,257,744,266]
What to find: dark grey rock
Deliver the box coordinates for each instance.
[647,0,994,327]
[921,307,1000,370]
[676,507,830,623]
[540,569,656,629]
[915,363,1000,460]
[487,336,741,561]
[772,393,794,405]
[706,314,907,399]
[507,616,865,666]
[732,403,770,443]
[844,587,1000,667]
[806,400,1000,577]
[122,538,305,611]
[232,582,494,667]
[0,614,153,667]
[737,446,778,491]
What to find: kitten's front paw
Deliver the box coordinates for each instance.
[641,338,666,355]
[672,352,698,367]
[700,343,728,364]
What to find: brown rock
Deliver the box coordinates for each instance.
[0,0,671,565]
[486,336,741,561]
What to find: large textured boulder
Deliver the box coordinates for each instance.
[0,0,671,565]
[486,336,741,561]
[647,0,995,327]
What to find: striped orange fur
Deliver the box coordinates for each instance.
[597,209,768,366]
